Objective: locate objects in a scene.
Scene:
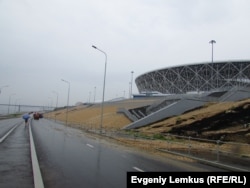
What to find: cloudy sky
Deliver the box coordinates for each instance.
[1,0,250,107]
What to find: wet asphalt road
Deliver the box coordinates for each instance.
[0,119,33,188]
[31,119,224,188]
[0,118,225,188]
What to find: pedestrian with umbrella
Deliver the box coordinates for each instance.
[22,113,31,125]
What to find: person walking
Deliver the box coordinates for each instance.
[22,113,30,125]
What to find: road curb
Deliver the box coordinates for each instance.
[29,120,45,188]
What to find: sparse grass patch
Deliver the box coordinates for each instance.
[176,116,183,124]
[152,133,166,140]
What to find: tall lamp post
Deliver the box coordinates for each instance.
[88,91,91,103]
[93,86,96,103]
[129,82,131,98]
[8,93,15,114]
[52,90,59,109]
[0,85,8,95]
[61,79,70,126]
[209,40,216,63]
[209,40,216,90]
[130,71,134,99]
[92,45,107,134]
[15,98,21,113]
[48,97,53,111]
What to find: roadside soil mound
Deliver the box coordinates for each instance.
[46,98,250,144]
[138,99,250,144]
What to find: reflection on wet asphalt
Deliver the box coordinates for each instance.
[0,123,33,188]
[32,119,127,188]
[31,119,224,188]
[0,118,225,188]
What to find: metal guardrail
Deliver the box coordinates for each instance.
[46,118,250,171]
[159,134,250,171]
[110,131,250,171]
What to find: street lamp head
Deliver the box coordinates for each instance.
[0,85,9,94]
[92,45,97,49]
[1,85,9,88]
[209,40,216,44]
[61,79,70,84]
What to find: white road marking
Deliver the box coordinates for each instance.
[0,124,19,143]
[86,144,94,148]
[121,155,127,158]
[133,167,144,172]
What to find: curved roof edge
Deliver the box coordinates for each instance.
[135,59,250,80]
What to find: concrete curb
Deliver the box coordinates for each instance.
[29,120,45,188]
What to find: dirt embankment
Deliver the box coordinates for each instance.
[138,99,250,144]
[45,99,250,144]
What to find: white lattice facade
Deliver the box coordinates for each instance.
[135,60,250,94]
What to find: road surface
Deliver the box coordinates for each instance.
[0,118,227,188]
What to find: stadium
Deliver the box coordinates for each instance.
[135,60,250,95]
[122,60,250,129]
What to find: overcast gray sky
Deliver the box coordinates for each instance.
[1,0,250,107]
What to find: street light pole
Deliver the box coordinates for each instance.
[92,45,107,134]
[89,91,91,103]
[52,90,59,109]
[8,93,15,114]
[48,97,53,111]
[130,71,134,99]
[61,79,70,126]
[93,86,96,103]
[209,40,216,91]
[129,82,131,98]
[15,98,21,113]
[0,85,8,95]
[209,40,216,63]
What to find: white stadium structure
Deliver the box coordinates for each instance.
[135,60,250,95]
[122,60,250,130]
